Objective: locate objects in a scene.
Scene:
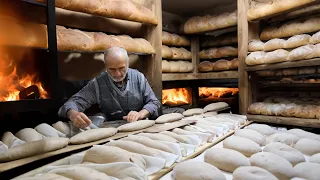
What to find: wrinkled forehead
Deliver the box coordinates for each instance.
[104,50,128,68]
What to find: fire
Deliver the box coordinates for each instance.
[162,88,190,106]
[199,87,239,98]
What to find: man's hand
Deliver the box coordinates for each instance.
[67,109,92,128]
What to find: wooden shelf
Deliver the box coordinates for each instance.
[191,26,237,36]
[162,71,238,81]
[21,0,46,7]
[246,58,320,71]
[58,50,153,56]
[247,114,320,128]
[260,82,320,88]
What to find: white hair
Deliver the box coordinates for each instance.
[103,47,129,66]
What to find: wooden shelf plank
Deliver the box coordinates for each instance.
[247,115,320,128]
[21,0,46,7]
[162,71,238,81]
[246,58,320,71]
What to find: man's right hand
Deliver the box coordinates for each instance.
[67,109,92,128]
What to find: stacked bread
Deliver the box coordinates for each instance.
[248,96,320,119]
[198,58,238,72]
[200,46,238,59]
[162,60,193,73]
[269,78,320,84]
[183,10,237,34]
[56,25,155,54]
[200,32,238,48]
[162,45,192,60]
[162,31,191,46]
[257,66,320,77]
[248,0,316,21]
[55,0,158,25]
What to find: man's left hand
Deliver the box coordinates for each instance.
[123,109,150,122]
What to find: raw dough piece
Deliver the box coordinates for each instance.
[203,111,218,117]
[248,39,264,52]
[203,102,229,112]
[264,38,286,51]
[159,131,192,144]
[117,120,155,132]
[264,142,305,166]
[293,162,320,180]
[182,108,204,117]
[83,145,146,170]
[234,129,266,146]
[137,133,178,143]
[198,61,214,72]
[122,135,174,153]
[287,45,314,61]
[0,137,69,162]
[48,166,111,180]
[162,45,173,59]
[245,51,266,65]
[173,160,226,180]
[15,174,72,180]
[246,123,276,136]
[52,121,71,137]
[266,133,300,146]
[250,152,295,180]
[232,166,278,180]
[155,113,184,124]
[204,147,250,172]
[35,123,66,137]
[264,49,289,64]
[107,140,158,157]
[287,128,320,141]
[294,138,320,156]
[310,31,320,44]
[1,132,26,148]
[223,136,262,157]
[70,128,117,145]
[309,153,320,164]
[284,34,311,49]
[15,128,45,142]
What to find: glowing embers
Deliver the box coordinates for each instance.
[162,88,192,106]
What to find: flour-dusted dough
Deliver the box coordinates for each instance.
[15,174,72,180]
[155,113,184,124]
[264,38,286,51]
[284,34,311,49]
[250,152,295,180]
[293,162,320,180]
[15,128,45,142]
[137,133,178,143]
[294,138,320,156]
[203,111,218,117]
[248,39,264,52]
[309,153,320,164]
[159,131,192,144]
[48,166,111,180]
[117,120,155,132]
[232,166,278,180]
[310,31,320,44]
[287,128,320,141]
[35,123,66,138]
[223,136,262,157]
[204,147,250,173]
[173,160,226,180]
[52,121,71,137]
[182,108,204,117]
[234,129,266,146]
[245,51,266,65]
[266,133,300,147]
[83,145,146,170]
[246,123,276,136]
[70,128,117,145]
[1,132,26,148]
[287,45,315,61]
[264,49,289,64]
[264,142,305,166]
[122,135,174,153]
[203,102,229,112]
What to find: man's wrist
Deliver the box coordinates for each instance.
[139,109,150,119]
[67,109,77,120]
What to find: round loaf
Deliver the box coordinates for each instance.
[230,58,239,69]
[155,113,184,124]
[248,39,264,52]
[309,153,320,164]
[250,152,295,180]
[173,160,226,180]
[182,108,204,117]
[310,31,320,44]
[198,61,214,72]
[293,162,320,180]
[204,147,250,172]
[294,138,320,156]
[264,49,289,64]
[212,60,231,71]
[245,51,266,65]
[234,129,266,146]
[223,136,262,157]
[246,123,276,136]
[232,166,278,180]
[203,102,229,112]
[284,34,311,49]
[266,133,300,147]
[263,142,305,166]
[287,45,315,61]
[264,38,286,51]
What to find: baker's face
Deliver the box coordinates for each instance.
[105,55,128,82]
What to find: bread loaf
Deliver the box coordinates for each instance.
[35,123,66,138]
[299,67,317,75]
[309,153,320,164]
[168,61,180,72]
[267,132,300,147]
[284,34,311,49]
[162,31,190,46]
[204,102,229,112]
[218,46,238,58]
[246,123,276,136]
[314,43,320,57]
[162,45,173,59]
[123,135,174,153]
[287,45,315,61]
[171,47,192,60]
[198,61,214,72]
[201,33,237,47]
[283,68,299,76]
[70,128,117,145]
[294,138,320,156]
[212,60,231,71]
[264,38,286,51]
[264,49,289,64]
[55,0,158,24]
[310,31,320,44]
[137,133,178,143]
[223,136,262,157]
[232,166,278,180]
[107,140,159,157]
[293,162,320,180]
[1,132,25,148]
[155,113,184,123]
[287,128,320,140]
[162,60,171,73]
[183,108,204,117]
[52,121,71,137]
[230,58,239,69]
[245,51,266,65]
[159,131,192,144]
[48,166,111,180]
[117,120,155,132]
[15,128,45,143]
[248,39,264,52]
[234,129,266,146]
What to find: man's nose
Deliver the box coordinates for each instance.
[114,70,121,76]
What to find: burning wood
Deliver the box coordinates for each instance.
[19,85,40,100]
[199,87,239,99]
[162,88,191,106]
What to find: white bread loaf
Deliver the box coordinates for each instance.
[310,31,320,44]
[287,45,315,61]
[162,60,171,73]
[162,31,191,46]
[198,61,214,72]
[263,38,286,51]
[233,166,278,180]
[284,34,311,49]
[245,51,266,65]
[162,45,173,59]
[55,0,158,24]
[248,39,264,52]
[212,60,231,71]
[264,49,289,64]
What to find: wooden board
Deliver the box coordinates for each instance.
[246,58,320,72]
[247,115,320,128]
[162,71,238,81]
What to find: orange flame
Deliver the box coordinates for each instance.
[199,87,239,98]
[162,88,190,105]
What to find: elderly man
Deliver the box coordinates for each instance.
[58,47,161,128]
